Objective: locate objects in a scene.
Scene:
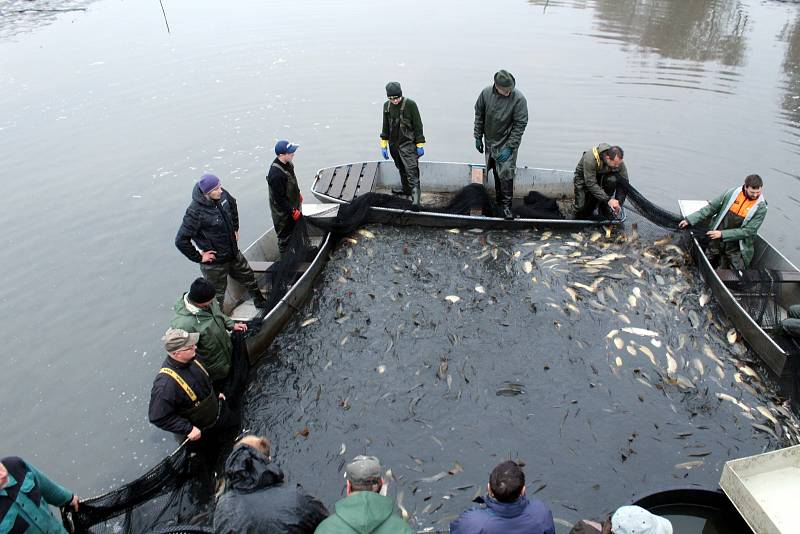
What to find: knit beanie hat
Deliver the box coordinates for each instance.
[188,277,216,304]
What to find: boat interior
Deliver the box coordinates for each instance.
[223,204,336,321]
[314,160,578,216]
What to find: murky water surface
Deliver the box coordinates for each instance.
[3,0,800,523]
[242,220,799,530]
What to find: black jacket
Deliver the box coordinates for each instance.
[214,444,328,534]
[148,356,215,435]
[175,184,240,264]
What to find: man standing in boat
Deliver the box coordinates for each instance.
[267,140,303,256]
[679,174,767,269]
[148,328,238,446]
[380,82,425,210]
[474,70,529,220]
[573,144,629,220]
[175,174,267,309]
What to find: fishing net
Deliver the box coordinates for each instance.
[61,445,216,534]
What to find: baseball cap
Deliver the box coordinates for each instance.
[275,140,299,155]
[345,455,382,485]
[611,506,673,534]
[163,328,200,353]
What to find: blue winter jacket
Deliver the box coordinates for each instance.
[450,495,556,534]
[1,457,73,534]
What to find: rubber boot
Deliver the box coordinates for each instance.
[392,174,412,196]
[501,180,515,220]
[411,186,421,212]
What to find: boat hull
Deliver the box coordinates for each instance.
[312,160,624,228]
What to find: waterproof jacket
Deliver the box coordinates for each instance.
[450,495,556,534]
[380,97,425,146]
[214,445,327,534]
[314,491,413,534]
[176,185,240,265]
[473,78,528,151]
[267,158,301,230]
[1,456,72,534]
[171,293,234,382]
[574,143,630,204]
[148,356,216,435]
[686,186,768,267]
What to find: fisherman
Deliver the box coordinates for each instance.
[213,435,328,534]
[148,328,238,445]
[450,460,555,534]
[776,304,800,338]
[171,278,248,405]
[0,457,80,533]
[380,82,426,209]
[474,69,529,220]
[266,139,304,257]
[573,144,629,220]
[678,174,767,269]
[176,173,267,309]
[314,455,413,534]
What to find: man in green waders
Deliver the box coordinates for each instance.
[148,328,238,447]
[573,144,629,220]
[267,140,302,257]
[474,70,529,220]
[380,82,425,210]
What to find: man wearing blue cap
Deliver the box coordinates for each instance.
[175,173,267,308]
[267,140,303,256]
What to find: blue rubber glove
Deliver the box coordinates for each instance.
[381,148,389,160]
[496,147,513,162]
[475,138,484,154]
[416,146,424,157]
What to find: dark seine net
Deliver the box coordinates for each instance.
[62,445,215,534]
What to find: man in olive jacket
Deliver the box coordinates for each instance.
[573,144,629,220]
[171,278,248,397]
[315,455,413,534]
[679,174,767,269]
[474,69,529,220]
[380,81,425,209]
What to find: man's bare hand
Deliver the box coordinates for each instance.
[233,323,248,332]
[608,198,621,214]
[187,426,202,441]
[201,250,217,263]
[707,230,722,240]
[678,219,689,229]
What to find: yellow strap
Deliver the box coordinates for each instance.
[159,367,197,402]
[592,146,601,167]
[415,143,425,148]
[379,139,388,149]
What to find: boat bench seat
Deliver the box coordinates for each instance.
[249,261,310,273]
[717,269,800,284]
[315,162,379,201]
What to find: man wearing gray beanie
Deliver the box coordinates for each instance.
[474,70,529,220]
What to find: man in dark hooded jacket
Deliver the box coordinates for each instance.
[214,435,327,534]
[474,70,529,220]
[175,174,266,308]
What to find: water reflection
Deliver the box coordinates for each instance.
[0,0,96,40]
[531,0,749,66]
[779,13,800,157]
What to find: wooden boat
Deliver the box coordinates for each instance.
[221,204,338,357]
[719,444,800,534]
[311,160,625,229]
[633,487,752,533]
[679,200,800,384]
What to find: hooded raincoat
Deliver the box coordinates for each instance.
[214,445,327,534]
[171,293,234,383]
[314,491,413,534]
